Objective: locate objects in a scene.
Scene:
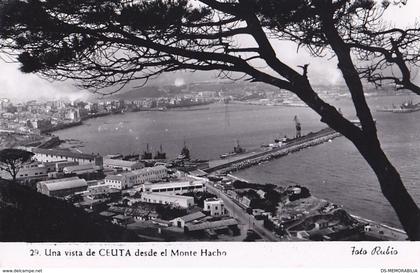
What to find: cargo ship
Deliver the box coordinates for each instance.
[377,100,420,113]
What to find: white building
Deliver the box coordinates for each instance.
[65,108,80,121]
[141,192,194,208]
[129,166,168,184]
[142,180,205,194]
[104,174,130,190]
[203,198,228,216]
[104,165,168,190]
[103,158,144,171]
[32,148,103,166]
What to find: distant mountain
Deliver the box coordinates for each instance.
[113,86,167,100]
[0,179,140,242]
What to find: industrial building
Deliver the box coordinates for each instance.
[37,177,88,197]
[103,158,144,171]
[141,192,195,208]
[142,180,205,194]
[32,148,103,167]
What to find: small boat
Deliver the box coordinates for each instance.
[377,100,420,113]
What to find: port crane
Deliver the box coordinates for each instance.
[294,115,302,138]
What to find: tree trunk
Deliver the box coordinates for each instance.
[353,136,420,240]
[312,0,420,240]
[11,165,17,183]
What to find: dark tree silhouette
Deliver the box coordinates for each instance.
[1,0,420,239]
[0,149,34,182]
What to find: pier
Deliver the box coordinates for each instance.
[204,127,341,174]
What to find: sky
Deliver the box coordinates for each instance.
[0,0,419,102]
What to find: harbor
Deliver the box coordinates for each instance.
[205,127,341,174]
[51,100,420,231]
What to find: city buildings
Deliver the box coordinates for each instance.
[140,192,195,208]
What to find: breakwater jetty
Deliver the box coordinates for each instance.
[204,127,341,174]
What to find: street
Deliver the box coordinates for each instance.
[206,182,280,242]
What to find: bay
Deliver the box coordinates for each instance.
[54,95,420,229]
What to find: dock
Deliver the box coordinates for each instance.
[204,127,341,174]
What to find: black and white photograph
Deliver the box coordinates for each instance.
[0,0,420,270]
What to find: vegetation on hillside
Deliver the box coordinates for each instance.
[0,179,140,242]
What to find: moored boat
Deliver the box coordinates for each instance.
[377,100,420,113]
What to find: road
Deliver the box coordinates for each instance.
[206,182,280,242]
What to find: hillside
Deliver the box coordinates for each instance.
[0,179,140,242]
[113,86,168,100]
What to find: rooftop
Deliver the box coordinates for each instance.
[185,218,238,231]
[39,176,83,184]
[99,211,116,217]
[144,180,205,189]
[104,158,143,168]
[41,178,87,191]
[64,164,99,172]
[142,192,194,201]
[113,214,132,220]
[178,211,206,222]
[33,148,100,160]
[131,165,167,174]
[105,174,125,181]
[204,198,222,202]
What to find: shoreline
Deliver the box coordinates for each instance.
[46,103,215,135]
[41,102,410,238]
[228,173,407,240]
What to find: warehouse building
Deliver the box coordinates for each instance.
[32,148,103,167]
[141,192,195,208]
[37,177,88,197]
[142,180,205,194]
[103,158,144,171]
